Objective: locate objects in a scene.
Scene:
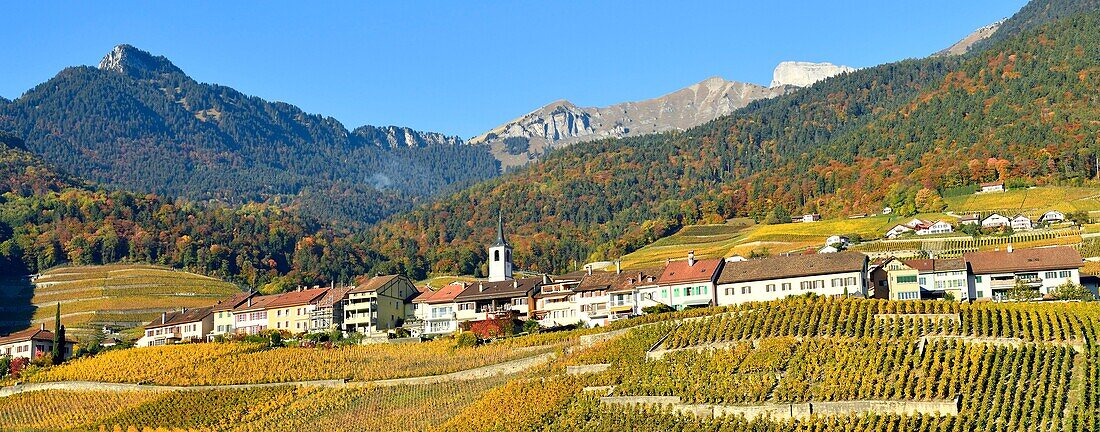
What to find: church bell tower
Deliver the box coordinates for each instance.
[488,210,513,281]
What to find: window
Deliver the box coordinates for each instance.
[674,288,680,297]
[800,281,810,290]
[782,283,791,291]
[813,280,824,290]
[898,292,919,300]
[494,250,500,261]
[896,275,918,284]
[846,277,856,286]
[975,276,983,283]
[1045,271,1057,279]
[766,284,775,293]
[1060,270,1071,278]
[458,303,473,311]
[725,287,734,296]
[512,298,527,306]
[918,277,926,285]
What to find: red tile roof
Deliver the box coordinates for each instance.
[904,258,966,273]
[266,287,329,309]
[454,277,542,302]
[964,246,1082,274]
[212,291,255,312]
[231,294,281,312]
[658,258,723,285]
[414,282,468,304]
[144,306,213,329]
[316,287,353,308]
[0,327,77,345]
[350,275,403,294]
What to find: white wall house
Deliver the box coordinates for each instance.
[210,292,255,338]
[917,221,954,236]
[0,326,76,360]
[652,253,723,310]
[1039,210,1065,224]
[964,246,1082,301]
[979,181,1005,193]
[1011,214,1033,231]
[232,294,278,335]
[906,258,971,301]
[534,279,581,327]
[716,251,867,305]
[412,282,467,336]
[982,213,1011,229]
[138,307,214,347]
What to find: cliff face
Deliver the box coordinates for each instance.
[934,20,1005,56]
[470,77,788,169]
[770,61,856,88]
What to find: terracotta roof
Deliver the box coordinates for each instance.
[350,275,402,294]
[717,251,867,285]
[316,287,353,308]
[658,258,723,285]
[212,291,255,312]
[576,271,617,292]
[454,277,542,302]
[232,294,281,312]
[609,266,664,292]
[145,306,213,329]
[0,327,77,345]
[964,246,1082,274]
[266,287,329,309]
[553,271,589,282]
[414,282,468,304]
[981,181,1004,187]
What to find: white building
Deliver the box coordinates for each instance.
[885,219,953,239]
[231,294,279,335]
[715,251,867,305]
[412,282,468,336]
[981,213,1011,229]
[650,252,723,310]
[137,307,214,347]
[534,277,582,327]
[0,325,76,360]
[210,292,256,338]
[608,267,662,321]
[964,246,1082,301]
[1010,214,1033,231]
[488,211,513,282]
[1039,210,1065,224]
[979,181,1005,193]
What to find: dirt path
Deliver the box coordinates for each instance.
[0,352,555,398]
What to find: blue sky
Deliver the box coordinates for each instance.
[1,1,1026,138]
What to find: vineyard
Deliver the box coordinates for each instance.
[852,227,1083,258]
[2,297,1099,431]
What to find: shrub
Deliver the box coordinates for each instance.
[453,332,478,348]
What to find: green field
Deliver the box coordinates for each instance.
[5,264,241,340]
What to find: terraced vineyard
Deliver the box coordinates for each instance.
[945,186,1100,216]
[0,264,241,339]
[1,297,1099,431]
[852,227,1083,258]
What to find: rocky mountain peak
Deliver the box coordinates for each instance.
[98,44,184,77]
[770,61,856,88]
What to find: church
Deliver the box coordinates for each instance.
[487,210,513,282]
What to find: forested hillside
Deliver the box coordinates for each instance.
[369,8,1100,275]
[0,45,499,224]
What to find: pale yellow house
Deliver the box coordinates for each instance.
[871,258,922,300]
[265,287,329,334]
[344,275,418,336]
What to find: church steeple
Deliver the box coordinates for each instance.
[493,210,508,247]
[488,209,513,281]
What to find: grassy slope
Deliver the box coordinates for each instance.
[944,186,1100,216]
[19,264,239,338]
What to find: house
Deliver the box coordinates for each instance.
[870,258,921,300]
[883,207,893,215]
[848,213,868,219]
[964,246,1082,301]
[825,235,850,248]
[958,214,981,225]
[1039,210,1065,224]
[0,325,77,360]
[210,291,256,338]
[266,287,329,334]
[981,213,1011,229]
[137,307,214,347]
[885,219,953,239]
[1011,214,1033,231]
[572,270,617,327]
[344,275,419,337]
[608,266,663,321]
[309,286,353,333]
[412,281,469,336]
[533,276,582,328]
[798,214,822,223]
[652,252,723,310]
[231,294,280,335]
[904,258,969,301]
[453,277,542,324]
[979,181,1005,193]
[818,245,841,254]
[715,251,867,305]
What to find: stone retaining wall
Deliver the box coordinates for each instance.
[599,397,958,420]
[566,364,610,375]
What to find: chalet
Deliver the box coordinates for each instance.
[412,281,469,336]
[534,276,582,328]
[885,219,953,239]
[0,325,76,360]
[904,258,969,301]
[958,214,981,225]
[650,252,723,310]
[344,275,419,337]
[454,277,541,323]
[231,294,280,335]
[964,246,1082,301]
[979,181,1005,193]
[1039,210,1065,224]
[870,258,921,300]
[138,307,214,347]
[210,291,256,338]
[715,251,866,305]
[797,214,822,223]
[266,287,329,334]
[309,286,353,333]
[1010,214,1033,231]
[981,213,1011,229]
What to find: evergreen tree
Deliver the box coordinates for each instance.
[51,303,65,364]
